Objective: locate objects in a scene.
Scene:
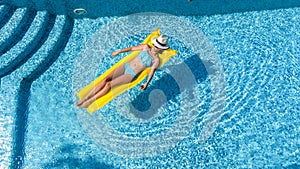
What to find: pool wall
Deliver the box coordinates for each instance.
[1,0,300,18]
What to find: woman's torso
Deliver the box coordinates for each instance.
[128,49,158,74]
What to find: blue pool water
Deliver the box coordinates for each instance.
[0,2,299,169]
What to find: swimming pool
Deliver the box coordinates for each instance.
[0,1,299,169]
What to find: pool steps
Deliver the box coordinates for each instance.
[22,17,74,81]
[0,8,36,56]
[0,5,16,30]
[0,12,56,79]
[13,15,73,169]
[0,8,25,46]
[0,4,74,169]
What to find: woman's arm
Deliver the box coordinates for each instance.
[140,68,155,90]
[140,58,160,90]
[112,44,148,57]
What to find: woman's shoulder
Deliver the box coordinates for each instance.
[153,55,160,62]
[142,44,150,50]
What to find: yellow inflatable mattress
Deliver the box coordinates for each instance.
[77,28,177,114]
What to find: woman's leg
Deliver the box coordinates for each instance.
[78,73,133,108]
[76,64,126,106]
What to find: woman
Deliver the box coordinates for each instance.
[76,35,169,108]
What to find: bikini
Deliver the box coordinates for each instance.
[124,50,153,78]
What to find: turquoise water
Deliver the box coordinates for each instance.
[0,4,299,169]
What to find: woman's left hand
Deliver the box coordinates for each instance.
[140,84,148,90]
[111,51,119,57]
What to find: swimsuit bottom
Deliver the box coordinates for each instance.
[124,63,138,79]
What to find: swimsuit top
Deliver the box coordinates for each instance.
[138,50,153,67]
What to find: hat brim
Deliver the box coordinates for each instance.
[152,38,169,50]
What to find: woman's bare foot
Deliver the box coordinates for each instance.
[78,99,94,108]
[79,105,88,108]
[76,98,87,107]
[76,101,82,107]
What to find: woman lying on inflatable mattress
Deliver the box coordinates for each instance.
[76,35,169,108]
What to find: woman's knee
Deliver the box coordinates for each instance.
[104,76,112,82]
[105,81,112,88]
